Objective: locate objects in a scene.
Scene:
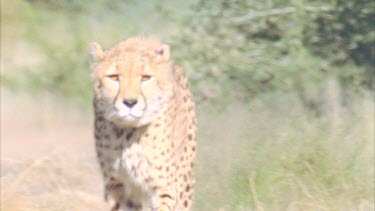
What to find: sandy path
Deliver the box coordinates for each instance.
[1,90,93,159]
[1,89,108,210]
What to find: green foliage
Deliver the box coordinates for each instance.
[174,0,374,106]
[1,0,183,106]
[303,0,375,88]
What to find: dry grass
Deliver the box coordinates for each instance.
[1,90,107,211]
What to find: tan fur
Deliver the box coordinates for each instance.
[91,37,196,211]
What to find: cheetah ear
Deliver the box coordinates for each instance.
[155,44,170,62]
[89,42,105,68]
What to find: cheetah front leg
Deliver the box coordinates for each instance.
[104,180,124,211]
[105,180,143,211]
[151,189,177,211]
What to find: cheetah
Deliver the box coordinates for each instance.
[90,37,197,211]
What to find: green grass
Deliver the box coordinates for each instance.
[193,92,374,210]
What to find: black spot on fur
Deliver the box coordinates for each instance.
[107,183,123,189]
[187,134,193,141]
[113,126,124,138]
[160,194,172,199]
[127,200,135,208]
[114,145,122,151]
[126,129,135,140]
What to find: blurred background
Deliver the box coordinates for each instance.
[1,0,374,210]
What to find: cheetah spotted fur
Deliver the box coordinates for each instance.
[90,37,197,211]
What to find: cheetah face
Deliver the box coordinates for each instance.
[90,40,172,128]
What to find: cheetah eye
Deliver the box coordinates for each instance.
[141,75,152,82]
[107,74,119,81]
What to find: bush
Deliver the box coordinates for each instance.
[303,0,375,88]
[173,0,374,106]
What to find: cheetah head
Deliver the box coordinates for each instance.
[90,38,174,128]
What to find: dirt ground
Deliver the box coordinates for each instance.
[1,90,108,210]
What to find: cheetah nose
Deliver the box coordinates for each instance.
[123,98,138,108]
